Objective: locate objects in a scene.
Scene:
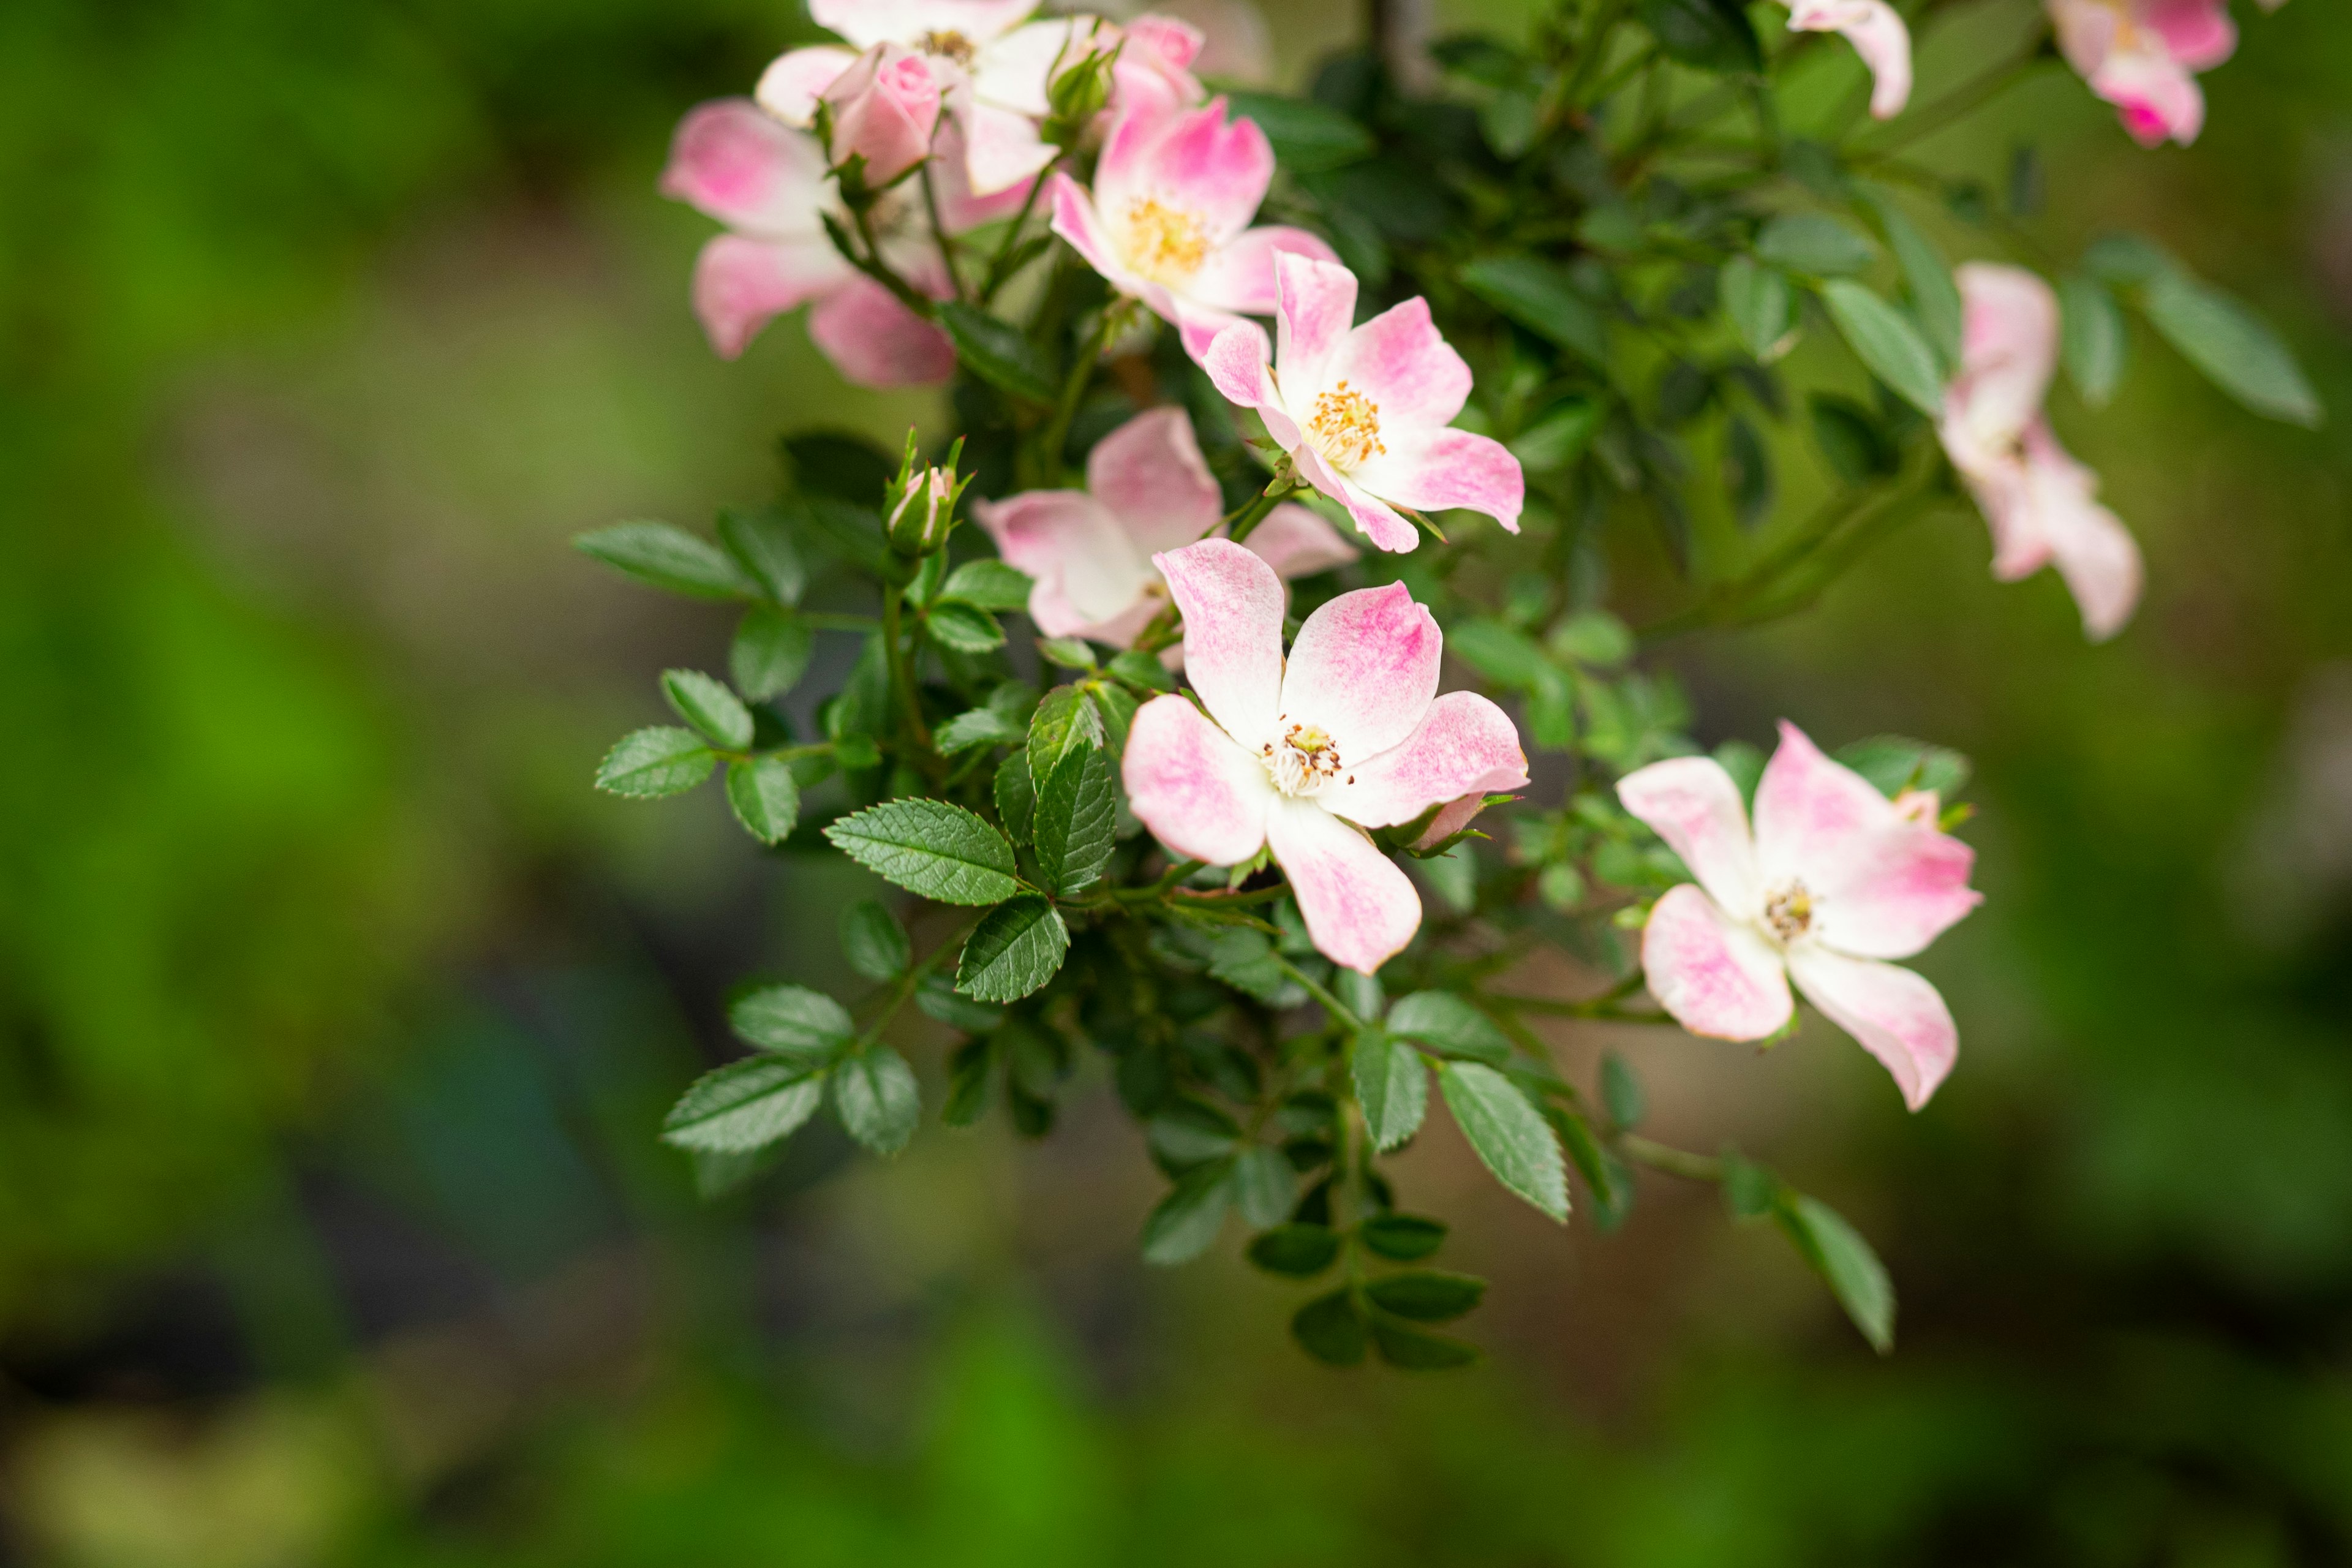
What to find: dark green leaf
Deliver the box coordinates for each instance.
[1461,255,1609,366]
[1247,1223,1341,1277]
[916,972,1005,1031]
[595,726,714,798]
[1232,1145,1297,1229]
[1637,0,1762,71]
[1776,1194,1897,1352]
[783,431,897,506]
[939,302,1058,404]
[1600,1049,1645,1130]
[1107,649,1177,691]
[1291,1288,1370,1365]
[1510,398,1602,469]
[1359,1213,1447,1262]
[1147,1098,1242,1167]
[1807,393,1899,482]
[725,756,801,844]
[1364,1270,1486,1323]
[1448,619,1554,691]
[940,559,1035,611]
[936,706,1027,755]
[1756,213,1875,277]
[1865,192,1962,368]
[661,1059,823,1153]
[1222,91,1374,172]
[1141,1158,1235,1265]
[1028,682,1106,779]
[731,608,815,702]
[2081,232,2174,285]
[1368,1315,1480,1370]
[1088,681,1138,756]
[717,504,806,605]
[995,749,1038,843]
[1388,992,1513,1066]
[731,984,853,1057]
[1352,1027,1430,1152]
[1720,1148,1782,1219]
[1439,1061,1569,1220]
[690,1145,775,1199]
[663,669,753,750]
[1036,636,1098,671]
[1820,279,1944,416]
[1034,743,1117,896]
[793,494,889,573]
[1548,610,1634,666]
[832,1046,921,1155]
[840,900,911,981]
[826,799,1022,905]
[1721,256,1793,358]
[2141,271,2321,428]
[1206,928,1291,1005]
[2060,274,2127,409]
[575,520,755,600]
[956,896,1070,1002]
[1724,415,1773,530]
[942,1037,994,1126]
[1833,735,1971,799]
[924,600,1008,654]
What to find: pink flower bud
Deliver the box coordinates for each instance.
[821,43,941,186]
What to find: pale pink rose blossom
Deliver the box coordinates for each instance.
[1939,263,2144,641]
[1617,723,1983,1110]
[1050,98,1338,362]
[1204,254,1526,554]
[1109,14,1211,126]
[973,408,1356,648]
[1787,0,1912,119]
[758,1,1112,196]
[660,99,1025,382]
[1123,540,1529,973]
[819,43,944,186]
[2048,0,2246,146]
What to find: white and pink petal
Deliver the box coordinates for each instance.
[1278,581,1442,760]
[1640,884,1795,1041]
[1266,797,1423,974]
[1785,947,1958,1110]
[1123,694,1277,865]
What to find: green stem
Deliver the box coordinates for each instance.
[918,159,965,303]
[880,583,933,751]
[1618,1133,1724,1182]
[1224,478,1301,545]
[1039,307,1121,482]
[1119,858,1207,903]
[1273,955,1362,1033]
[843,204,933,316]
[1170,884,1291,910]
[856,908,984,1045]
[1849,32,2051,161]
[978,170,1054,305]
[801,612,882,631]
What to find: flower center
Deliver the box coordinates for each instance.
[916,29,978,67]
[1306,380,1385,470]
[1261,722,1346,797]
[1762,880,1815,944]
[1123,198,1211,283]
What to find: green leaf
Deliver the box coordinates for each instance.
[2060,274,2127,409]
[793,494,889,573]
[1141,1158,1235,1265]
[1247,1223,1341,1277]
[1221,91,1374,172]
[1363,1270,1486,1323]
[1147,1098,1241,1167]
[936,706,1027,755]
[916,972,1005,1031]
[1548,1104,1626,1220]
[1448,619,1554,692]
[1461,255,1609,366]
[1637,0,1762,71]
[826,799,1022,905]
[938,301,1058,404]
[1439,1061,1569,1221]
[595,726,715,798]
[832,1046,921,1155]
[1028,683,1106,778]
[956,896,1071,1003]
[995,749,1038,843]
[731,984,853,1057]
[575,521,755,600]
[783,431,896,505]
[690,1145,776,1200]
[1033,744,1117,897]
[1756,213,1875,277]
[1724,415,1774,531]
[1036,636,1098,671]
[1387,992,1513,1066]
[2081,232,2174,285]
[717,504,805,605]
[1510,398,1602,469]
[1368,1316,1480,1370]
[725,757,801,844]
[942,1037,994,1126]
[661,1059,823,1153]
[840,900,910,981]
[2141,271,2321,428]
[1088,681,1138,756]
[1808,393,1899,482]
[1352,1028,1430,1152]
[1819,279,1944,417]
[1107,649,1177,691]
[940,559,1035,612]
[1720,1148,1782,1219]
[1834,734,1971,799]
[1864,192,1962,369]
[924,600,1007,654]
[663,669,754,750]
[1206,928,1292,1005]
[1776,1194,1897,1353]
[1600,1049,1645,1130]
[1291,1288,1370,1365]
[1720,256,1793,358]
[730,608,815,702]
[1549,610,1634,667]
[1360,1213,1447,1262]
[1232,1145,1296,1229]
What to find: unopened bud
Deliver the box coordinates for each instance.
[1046,47,1115,134]
[885,436,971,557]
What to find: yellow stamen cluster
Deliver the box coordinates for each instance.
[1123,198,1211,282]
[1262,722,1346,796]
[1763,880,1815,944]
[1308,380,1385,469]
[916,29,978,67]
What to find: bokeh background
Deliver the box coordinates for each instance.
[3,0,2350,1562]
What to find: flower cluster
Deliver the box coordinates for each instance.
[2050,0,2288,147]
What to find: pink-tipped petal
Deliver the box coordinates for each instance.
[1204,318,1274,406]
[1351,428,1525,533]
[1049,173,1137,293]
[1788,0,1912,118]
[931,115,1036,230]
[805,276,958,385]
[1278,581,1441,760]
[1088,407,1224,554]
[690,234,852,360]
[1785,948,1957,1110]
[960,97,1060,195]
[1294,451,1417,553]
[2143,0,2237,70]
[1265,797,1423,974]
[1186,225,1341,315]
[1943,263,2060,467]
[754,47,860,126]
[1641,883,1795,1041]
[1411,791,1502,851]
[1616,754,1764,917]
[2016,425,2144,641]
[1123,693,1276,865]
[1274,252,1360,395]
[1319,692,1528,830]
[2091,45,2205,147]
[1237,502,1357,580]
[1752,722,1901,887]
[1153,538,1287,745]
[1129,98,1276,242]
[1324,296,1472,430]
[970,490,1155,630]
[661,100,831,234]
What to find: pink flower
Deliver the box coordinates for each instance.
[758,1,1113,196]
[820,43,944,186]
[1787,0,1912,119]
[2048,0,2241,146]
[659,99,1024,383]
[1204,254,1526,554]
[1109,14,1212,126]
[1123,540,1529,973]
[1050,98,1338,362]
[1939,263,2144,641]
[973,408,1356,647]
[1617,724,1983,1110]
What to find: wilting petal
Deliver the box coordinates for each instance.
[1617,754,1764,918]
[2144,0,2237,70]
[1185,225,1340,315]
[1641,884,1794,1041]
[1123,693,1276,865]
[1237,503,1357,580]
[810,0,1036,51]
[691,234,853,359]
[1319,693,1528,830]
[1411,791,1500,851]
[1266,797,1422,974]
[971,490,1155,630]
[805,276,958,385]
[1088,407,1224,555]
[755,47,860,126]
[2009,424,2144,641]
[1278,581,1442,760]
[662,100,831,235]
[1273,252,1360,397]
[1324,296,1472,431]
[1787,0,1912,119]
[1351,427,1526,533]
[1785,947,1957,1110]
[1153,538,1286,744]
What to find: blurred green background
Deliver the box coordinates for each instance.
[2,0,2349,1562]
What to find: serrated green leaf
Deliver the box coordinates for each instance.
[1600,1049,1645,1129]
[1205,928,1291,1004]
[1360,1213,1447,1262]
[662,669,753,750]
[1221,91,1374,172]
[1028,683,1106,778]
[595,727,715,798]
[831,1046,920,1156]
[2060,274,2127,409]
[995,749,1038,843]
[1247,1223,1341,1277]
[936,706,1027,754]
[1439,1061,1569,1221]
[1036,636,1098,670]
[725,756,801,844]
[1387,992,1513,1066]
[940,559,1035,612]
[1088,681,1138,756]
[1352,1028,1429,1152]
[956,896,1070,1003]
[1757,213,1875,277]
[661,1059,823,1153]
[925,600,1008,654]
[1637,0,1762,72]
[1106,649,1177,691]
[730,984,853,1057]
[826,800,1022,905]
[1721,1148,1782,1218]
[840,900,910,981]
[1368,1314,1480,1370]
[1777,1194,1896,1352]
[1034,744,1116,896]
[1232,1145,1296,1229]
[575,521,755,600]
[938,302,1058,404]
[1364,1270,1486,1323]
[1291,1288,1369,1365]
[731,608,815,702]
[2141,271,2321,428]
[1820,279,1945,416]
[1721,255,1793,358]
[717,504,805,605]
[1141,1158,1234,1265]
[1461,255,1609,366]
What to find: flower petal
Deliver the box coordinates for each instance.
[1787,0,1912,119]
[975,17,1109,118]
[1088,407,1224,555]
[805,275,958,385]
[1324,296,1471,430]
[2012,423,2144,642]
[1617,754,1764,918]
[1153,538,1286,745]
[1640,883,1794,1041]
[661,100,830,235]
[1278,581,1441,760]
[1274,252,1359,399]
[1295,449,1418,553]
[1786,948,1957,1110]
[1265,797,1422,974]
[754,47,860,127]
[931,115,1036,230]
[1185,225,1340,315]
[1349,428,1525,533]
[1319,692,1528,830]
[1942,263,2059,468]
[690,234,851,360]
[958,96,1060,195]
[1123,693,1276,865]
[1049,173,1139,295]
[970,490,1155,630]
[1122,98,1275,243]
[1237,502,1357,581]
[2143,0,2237,71]
[810,0,1036,51]
[1751,722,1900,888]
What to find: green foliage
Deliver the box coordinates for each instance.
[832,1046,922,1156]
[1819,280,1945,417]
[1439,1063,1569,1222]
[826,801,1023,905]
[841,900,911,981]
[595,726,714,797]
[575,520,755,600]
[662,1060,824,1153]
[725,756,801,843]
[1353,1028,1430,1152]
[956,897,1071,1003]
